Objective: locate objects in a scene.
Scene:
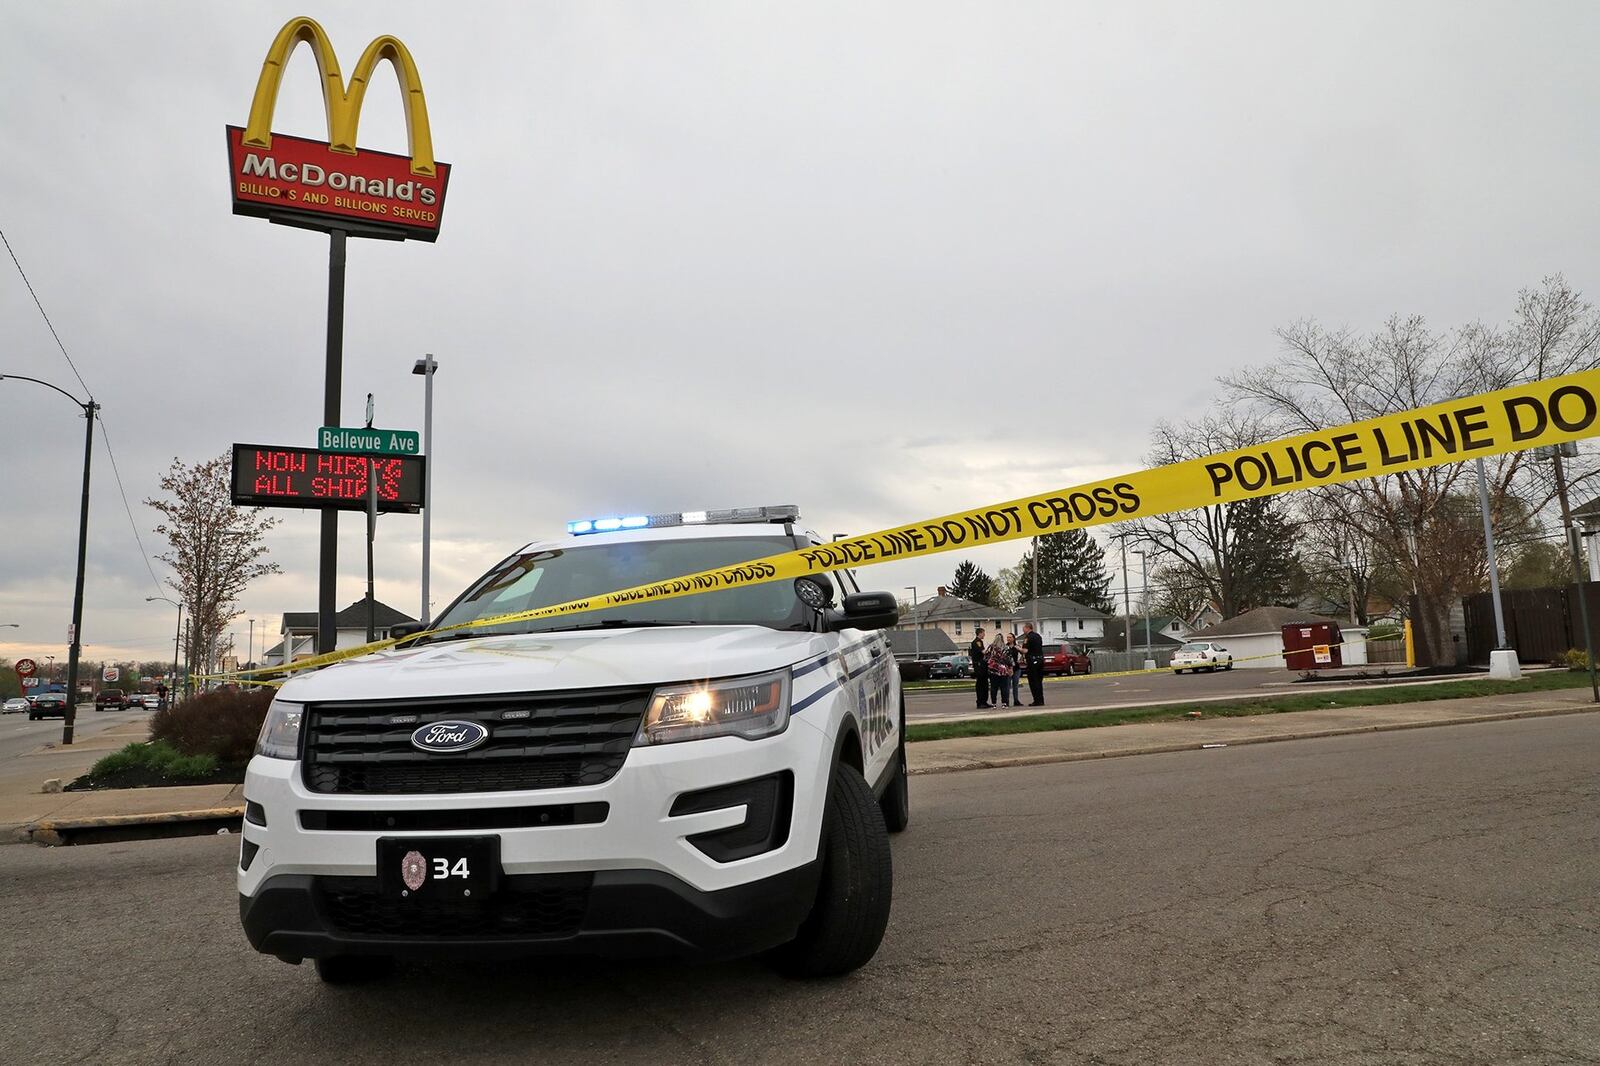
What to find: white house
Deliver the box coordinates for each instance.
[1189,606,1369,669]
[1011,597,1111,643]
[896,593,1014,645]
[262,596,417,665]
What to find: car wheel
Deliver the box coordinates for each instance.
[28,714,37,721]
[879,699,909,834]
[776,763,893,978]
[314,954,393,985]
[1225,661,1234,671]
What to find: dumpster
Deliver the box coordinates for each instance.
[1282,621,1343,670]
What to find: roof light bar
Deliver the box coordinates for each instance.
[567,505,800,536]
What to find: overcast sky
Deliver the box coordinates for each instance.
[4,1,1599,665]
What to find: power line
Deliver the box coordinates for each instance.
[1,223,167,603]
[0,225,93,400]
[97,417,166,599]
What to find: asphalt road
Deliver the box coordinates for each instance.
[1,716,1595,1065]
[0,704,149,762]
[908,666,1438,719]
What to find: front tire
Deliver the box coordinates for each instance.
[777,764,892,977]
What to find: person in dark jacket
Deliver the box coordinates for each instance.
[1023,622,1045,706]
[970,628,990,709]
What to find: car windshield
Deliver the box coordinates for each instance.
[429,534,812,637]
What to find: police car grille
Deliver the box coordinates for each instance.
[302,689,651,794]
[317,874,591,939]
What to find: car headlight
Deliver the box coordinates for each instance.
[255,699,304,759]
[635,668,791,746]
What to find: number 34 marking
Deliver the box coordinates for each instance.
[432,856,470,879]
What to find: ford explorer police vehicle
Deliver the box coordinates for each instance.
[239,506,908,983]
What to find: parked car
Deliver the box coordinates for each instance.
[2,697,30,714]
[1171,641,1234,673]
[138,693,162,710]
[29,692,69,719]
[95,689,128,711]
[1040,643,1092,676]
[927,653,971,679]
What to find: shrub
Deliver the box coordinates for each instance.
[1564,648,1590,671]
[150,688,273,765]
[88,741,219,781]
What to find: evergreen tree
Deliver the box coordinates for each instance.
[1017,530,1114,612]
[1227,497,1306,612]
[948,560,996,606]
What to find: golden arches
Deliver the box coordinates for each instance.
[242,16,436,178]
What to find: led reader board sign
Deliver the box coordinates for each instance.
[231,444,425,514]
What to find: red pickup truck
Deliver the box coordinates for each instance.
[1041,642,1092,676]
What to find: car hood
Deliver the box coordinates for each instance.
[276,626,832,703]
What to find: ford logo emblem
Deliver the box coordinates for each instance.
[410,720,489,753]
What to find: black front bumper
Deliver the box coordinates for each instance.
[240,861,822,964]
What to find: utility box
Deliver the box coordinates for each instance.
[1282,621,1343,670]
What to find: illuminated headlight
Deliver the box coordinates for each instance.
[635,669,791,746]
[255,699,304,760]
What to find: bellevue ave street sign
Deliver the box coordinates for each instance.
[318,426,420,456]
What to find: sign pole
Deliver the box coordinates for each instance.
[318,229,346,655]
[366,393,377,643]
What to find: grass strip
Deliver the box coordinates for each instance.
[906,670,1591,742]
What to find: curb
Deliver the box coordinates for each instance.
[22,805,245,847]
[907,704,1598,776]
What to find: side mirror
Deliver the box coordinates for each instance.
[830,591,900,632]
[390,621,431,641]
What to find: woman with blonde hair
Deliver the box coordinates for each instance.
[985,633,1013,708]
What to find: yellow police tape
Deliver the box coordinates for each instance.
[205,370,1599,684]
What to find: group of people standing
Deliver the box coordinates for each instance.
[969,622,1045,709]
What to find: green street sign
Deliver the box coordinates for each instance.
[318,425,421,456]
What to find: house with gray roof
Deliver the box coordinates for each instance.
[1012,596,1111,643]
[263,595,417,665]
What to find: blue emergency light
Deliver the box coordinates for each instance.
[567,505,800,536]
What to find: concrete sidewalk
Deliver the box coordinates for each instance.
[908,686,1598,774]
[4,686,1594,845]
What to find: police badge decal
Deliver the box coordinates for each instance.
[402,850,427,892]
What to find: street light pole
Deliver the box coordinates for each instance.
[904,586,918,661]
[1,374,95,744]
[1551,448,1598,703]
[412,354,438,624]
[146,597,182,707]
[1134,549,1151,665]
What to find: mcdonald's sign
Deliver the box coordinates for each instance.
[226,17,451,241]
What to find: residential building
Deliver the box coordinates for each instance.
[885,628,958,662]
[1011,597,1111,642]
[896,592,1014,645]
[1189,605,1369,669]
[262,596,418,665]
[1096,617,1187,655]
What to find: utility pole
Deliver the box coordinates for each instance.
[1030,536,1040,636]
[1552,448,1597,703]
[904,587,919,661]
[0,374,96,744]
[1119,535,1132,658]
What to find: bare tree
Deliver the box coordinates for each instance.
[1135,410,1304,618]
[1223,275,1600,663]
[147,455,280,682]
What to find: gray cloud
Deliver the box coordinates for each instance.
[4,1,1598,662]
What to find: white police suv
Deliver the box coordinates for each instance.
[239,506,908,983]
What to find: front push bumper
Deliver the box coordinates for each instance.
[240,859,822,964]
